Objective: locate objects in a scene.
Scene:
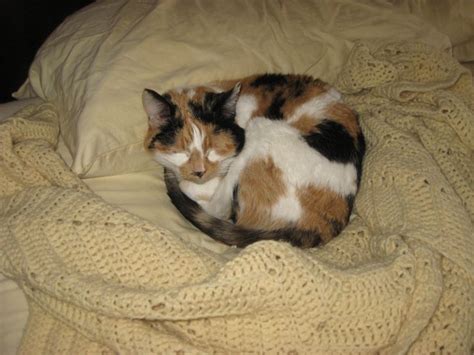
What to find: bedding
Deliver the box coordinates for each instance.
[0,99,40,355]
[1,42,473,354]
[389,0,474,62]
[13,0,450,179]
[1,0,473,353]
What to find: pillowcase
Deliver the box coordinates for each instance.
[14,0,451,177]
[389,0,474,62]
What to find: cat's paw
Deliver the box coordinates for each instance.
[204,198,231,220]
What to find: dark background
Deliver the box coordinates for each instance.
[0,0,94,103]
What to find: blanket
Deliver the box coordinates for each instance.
[1,42,473,354]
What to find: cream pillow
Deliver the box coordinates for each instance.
[389,0,474,62]
[14,0,450,177]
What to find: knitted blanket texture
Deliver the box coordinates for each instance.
[0,42,473,354]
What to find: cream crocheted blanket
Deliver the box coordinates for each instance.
[1,42,473,354]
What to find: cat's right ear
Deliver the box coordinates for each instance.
[142,89,172,129]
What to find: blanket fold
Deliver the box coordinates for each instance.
[1,42,473,354]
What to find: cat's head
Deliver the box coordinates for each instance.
[143,84,244,183]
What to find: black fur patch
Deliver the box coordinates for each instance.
[251,74,288,88]
[229,185,240,223]
[289,78,307,98]
[203,90,235,119]
[346,194,355,212]
[149,104,183,147]
[189,95,245,153]
[266,92,286,120]
[303,120,357,163]
[355,131,366,186]
[287,229,322,248]
[328,218,344,236]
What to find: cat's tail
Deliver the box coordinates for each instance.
[164,169,322,248]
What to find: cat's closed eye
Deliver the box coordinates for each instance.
[206,149,224,162]
[165,152,189,166]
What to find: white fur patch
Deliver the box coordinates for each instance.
[288,89,341,123]
[207,149,224,162]
[180,177,221,202]
[154,152,188,168]
[271,189,302,223]
[190,123,205,154]
[217,155,236,176]
[204,155,247,219]
[187,88,196,99]
[235,94,257,128]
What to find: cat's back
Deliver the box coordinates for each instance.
[231,73,364,181]
[228,74,365,247]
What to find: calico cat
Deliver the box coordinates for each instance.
[143,74,365,248]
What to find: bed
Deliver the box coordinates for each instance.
[1,0,473,353]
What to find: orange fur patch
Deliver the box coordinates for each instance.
[237,157,287,229]
[297,186,349,242]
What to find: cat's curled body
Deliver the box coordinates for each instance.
[143,74,365,248]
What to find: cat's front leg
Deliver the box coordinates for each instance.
[203,183,233,219]
[204,157,246,219]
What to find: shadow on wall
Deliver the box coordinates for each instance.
[0,0,94,103]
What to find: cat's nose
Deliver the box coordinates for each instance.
[193,171,205,178]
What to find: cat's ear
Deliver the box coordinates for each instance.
[207,83,241,119]
[142,89,173,129]
[221,82,241,119]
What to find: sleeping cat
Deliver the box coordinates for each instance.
[143,74,365,248]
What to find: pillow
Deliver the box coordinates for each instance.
[14,0,451,178]
[389,0,474,62]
